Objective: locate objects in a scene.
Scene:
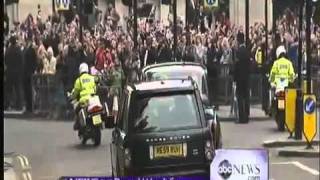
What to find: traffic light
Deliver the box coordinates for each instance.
[122,0,132,6]
[5,0,19,5]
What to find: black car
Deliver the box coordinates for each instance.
[110,79,221,177]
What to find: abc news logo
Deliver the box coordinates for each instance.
[218,159,261,180]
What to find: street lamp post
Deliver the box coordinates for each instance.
[295,0,305,140]
[265,0,268,63]
[306,0,312,94]
[173,0,177,61]
[133,0,137,48]
[245,0,249,47]
[79,0,83,44]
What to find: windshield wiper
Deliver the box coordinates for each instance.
[135,115,152,130]
[141,126,159,132]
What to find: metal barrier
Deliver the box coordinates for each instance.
[208,74,263,105]
[32,74,57,115]
[31,74,123,118]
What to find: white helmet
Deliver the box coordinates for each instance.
[79,63,89,74]
[276,45,286,59]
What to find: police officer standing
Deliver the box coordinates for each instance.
[4,35,24,111]
[234,32,251,123]
[23,34,38,114]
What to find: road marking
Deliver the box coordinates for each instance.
[272,161,320,176]
[16,155,31,170]
[39,176,55,180]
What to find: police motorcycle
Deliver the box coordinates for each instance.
[269,46,297,131]
[270,77,288,131]
[67,92,109,146]
[67,68,114,146]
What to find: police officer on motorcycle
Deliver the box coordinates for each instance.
[71,63,98,130]
[269,45,296,90]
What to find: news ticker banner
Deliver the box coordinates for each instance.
[61,149,269,180]
[59,177,208,180]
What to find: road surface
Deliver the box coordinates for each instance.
[4,110,320,180]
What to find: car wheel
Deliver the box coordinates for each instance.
[81,136,87,145]
[215,120,222,149]
[116,158,121,177]
[276,110,285,131]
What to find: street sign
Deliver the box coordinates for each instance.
[204,0,218,8]
[55,0,70,11]
[303,94,317,144]
[285,88,297,134]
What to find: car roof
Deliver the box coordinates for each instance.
[129,79,196,93]
[142,62,207,74]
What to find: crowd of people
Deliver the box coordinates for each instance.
[3,4,320,117]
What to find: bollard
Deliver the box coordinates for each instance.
[295,89,303,140]
[303,94,317,149]
[285,88,297,138]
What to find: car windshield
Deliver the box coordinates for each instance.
[132,92,200,133]
[145,66,204,91]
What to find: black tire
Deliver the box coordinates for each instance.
[93,127,101,146]
[276,110,285,131]
[215,121,222,149]
[81,137,87,145]
[79,129,87,145]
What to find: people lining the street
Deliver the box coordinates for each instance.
[3,4,319,119]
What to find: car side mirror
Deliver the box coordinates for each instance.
[201,94,210,106]
[113,128,126,140]
[205,106,216,120]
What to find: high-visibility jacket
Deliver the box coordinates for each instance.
[72,73,97,105]
[269,57,295,87]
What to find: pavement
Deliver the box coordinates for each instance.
[262,107,320,158]
[4,107,320,180]
[217,104,269,121]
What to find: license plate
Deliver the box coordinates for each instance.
[92,115,102,125]
[154,144,183,158]
[278,100,285,109]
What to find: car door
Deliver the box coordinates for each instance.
[111,91,128,175]
[112,91,130,176]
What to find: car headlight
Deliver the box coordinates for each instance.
[124,148,131,168]
[205,140,214,161]
[149,146,154,160]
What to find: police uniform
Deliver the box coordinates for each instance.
[72,73,97,107]
[269,57,295,88]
